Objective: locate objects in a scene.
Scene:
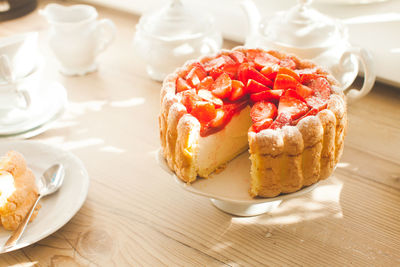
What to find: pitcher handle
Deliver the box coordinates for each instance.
[339,47,376,103]
[96,19,116,55]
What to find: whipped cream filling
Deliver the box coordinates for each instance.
[0,170,15,207]
[197,106,252,177]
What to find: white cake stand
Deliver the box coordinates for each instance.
[157,149,319,216]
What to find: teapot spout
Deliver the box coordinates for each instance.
[241,0,261,44]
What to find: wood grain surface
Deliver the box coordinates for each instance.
[0,0,399,266]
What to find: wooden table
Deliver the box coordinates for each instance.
[1,0,399,266]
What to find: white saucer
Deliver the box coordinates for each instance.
[157,149,319,216]
[0,140,89,253]
[0,82,67,138]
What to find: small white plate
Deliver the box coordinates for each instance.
[0,82,67,137]
[157,149,318,216]
[0,140,89,253]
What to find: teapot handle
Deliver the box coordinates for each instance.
[339,47,376,103]
[96,19,116,55]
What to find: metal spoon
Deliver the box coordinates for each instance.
[1,163,65,253]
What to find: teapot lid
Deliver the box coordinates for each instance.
[262,0,346,48]
[138,0,214,41]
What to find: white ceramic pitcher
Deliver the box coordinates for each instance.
[41,4,116,76]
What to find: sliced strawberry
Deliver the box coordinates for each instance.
[278,90,309,120]
[250,101,278,124]
[238,63,273,87]
[203,55,236,72]
[191,101,216,123]
[279,58,296,69]
[186,63,207,88]
[209,109,226,128]
[254,56,280,69]
[304,77,331,111]
[305,96,328,111]
[176,77,192,93]
[274,74,299,90]
[296,83,313,99]
[197,76,214,91]
[180,89,200,113]
[307,77,331,100]
[277,67,300,81]
[252,118,273,133]
[203,101,248,136]
[211,73,232,99]
[246,79,269,94]
[222,63,240,79]
[269,113,292,129]
[238,63,251,84]
[198,89,223,107]
[246,49,280,69]
[292,108,319,125]
[229,80,246,101]
[250,89,283,103]
[260,65,279,80]
[248,68,273,87]
[300,73,324,84]
[209,68,224,80]
[229,51,246,64]
[208,63,238,80]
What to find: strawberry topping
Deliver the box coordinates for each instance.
[250,89,283,103]
[197,76,214,91]
[174,49,333,136]
[278,90,309,120]
[186,63,207,88]
[274,74,299,90]
[176,77,192,93]
[247,79,270,94]
[251,101,278,123]
[229,80,246,101]
[211,73,232,99]
[191,101,216,123]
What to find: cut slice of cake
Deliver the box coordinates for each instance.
[0,151,40,230]
[159,47,347,197]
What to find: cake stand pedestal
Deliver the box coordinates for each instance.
[157,149,319,217]
[210,199,282,217]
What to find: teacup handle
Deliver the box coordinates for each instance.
[339,46,376,103]
[0,55,15,82]
[0,55,31,109]
[15,90,31,110]
[96,19,116,54]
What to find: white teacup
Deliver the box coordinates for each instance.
[0,32,38,82]
[0,57,43,118]
[41,4,116,76]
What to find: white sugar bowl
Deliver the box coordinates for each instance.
[133,0,222,82]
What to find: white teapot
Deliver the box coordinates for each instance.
[241,0,376,102]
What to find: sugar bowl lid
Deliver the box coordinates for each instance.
[138,0,215,41]
[261,0,346,48]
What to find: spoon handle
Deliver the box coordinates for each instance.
[1,194,42,252]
